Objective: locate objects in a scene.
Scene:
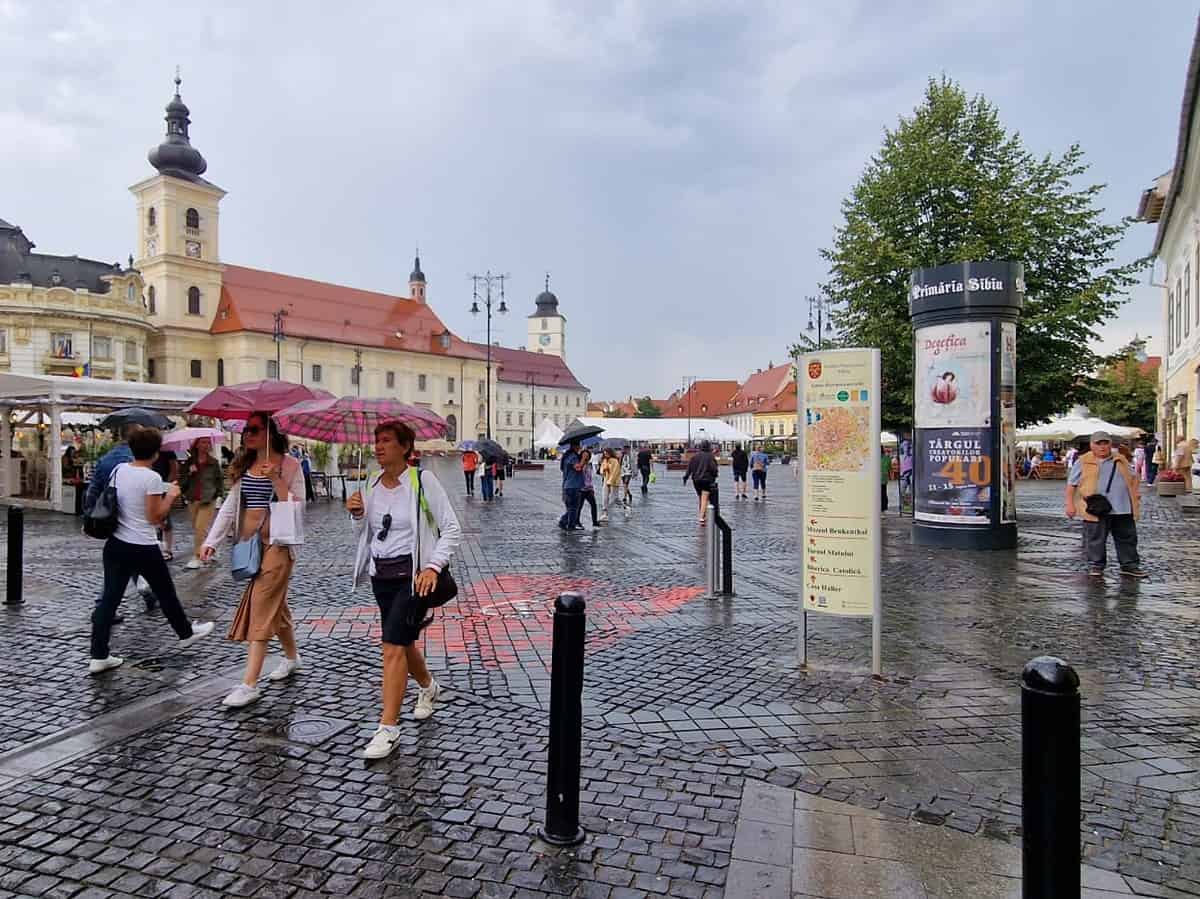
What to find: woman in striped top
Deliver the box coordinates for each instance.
[201,411,306,708]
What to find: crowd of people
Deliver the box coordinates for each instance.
[556,442,655,529]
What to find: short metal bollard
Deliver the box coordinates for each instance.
[6,505,24,606]
[539,592,587,846]
[1021,656,1080,899]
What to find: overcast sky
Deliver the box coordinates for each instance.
[1,1,1192,400]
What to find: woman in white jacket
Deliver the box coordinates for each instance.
[347,420,461,760]
[200,412,306,708]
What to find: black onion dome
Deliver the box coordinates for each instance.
[147,75,207,181]
[534,289,559,314]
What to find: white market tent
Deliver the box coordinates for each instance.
[1016,413,1142,443]
[0,372,208,512]
[565,416,752,444]
[533,418,564,450]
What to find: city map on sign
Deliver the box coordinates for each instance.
[805,406,871,472]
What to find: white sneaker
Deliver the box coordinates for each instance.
[414,679,440,721]
[178,620,215,649]
[88,656,123,675]
[221,684,261,708]
[363,725,402,759]
[184,558,203,570]
[267,655,302,681]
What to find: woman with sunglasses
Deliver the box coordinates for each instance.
[347,420,461,760]
[200,412,306,708]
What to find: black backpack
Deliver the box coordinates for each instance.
[83,464,122,540]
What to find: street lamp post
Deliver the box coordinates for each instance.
[272,307,289,378]
[681,375,697,446]
[470,271,509,440]
[352,349,363,397]
[807,296,831,349]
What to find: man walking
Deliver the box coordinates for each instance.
[637,446,652,494]
[730,445,749,500]
[1065,431,1147,579]
[559,442,585,530]
[750,446,770,501]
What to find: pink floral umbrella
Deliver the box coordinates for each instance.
[272,396,448,444]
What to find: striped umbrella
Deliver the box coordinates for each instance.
[272,396,448,443]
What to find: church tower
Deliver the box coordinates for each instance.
[409,252,427,304]
[130,73,225,383]
[526,274,566,359]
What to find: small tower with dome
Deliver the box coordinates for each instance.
[526,273,566,360]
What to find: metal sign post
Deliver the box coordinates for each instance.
[797,349,882,677]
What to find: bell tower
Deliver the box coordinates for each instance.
[409,251,427,304]
[526,273,566,360]
[130,72,225,382]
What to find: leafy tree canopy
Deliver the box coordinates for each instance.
[819,77,1144,429]
[634,396,663,418]
[1085,337,1159,433]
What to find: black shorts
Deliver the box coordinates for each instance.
[693,479,714,496]
[733,470,747,482]
[371,577,429,646]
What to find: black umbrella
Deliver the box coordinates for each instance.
[98,407,174,430]
[559,424,604,446]
[475,438,508,463]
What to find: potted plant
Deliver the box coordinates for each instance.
[1156,469,1186,497]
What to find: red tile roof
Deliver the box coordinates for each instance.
[726,363,793,411]
[662,380,738,418]
[213,264,485,361]
[468,343,587,391]
[756,379,797,414]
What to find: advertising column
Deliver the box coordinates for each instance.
[797,348,882,676]
[910,261,1023,550]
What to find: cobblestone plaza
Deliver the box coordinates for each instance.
[0,461,1197,898]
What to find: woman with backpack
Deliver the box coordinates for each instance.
[87,428,215,675]
[200,412,306,708]
[347,420,462,759]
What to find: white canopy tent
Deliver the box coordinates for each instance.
[1017,414,1142,443]
[565,416,752,444]
[533,418,564,450]
[0,373,208,512]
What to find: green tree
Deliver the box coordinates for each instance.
[1086,338,1158,433]
[605,408,629,418]
[634,396,663,418]
[820,77,1144,429]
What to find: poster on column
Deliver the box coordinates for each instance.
[914,322,992,428]
[914,428,993,524]
[799,349,880,617]
[999,322,1017,523]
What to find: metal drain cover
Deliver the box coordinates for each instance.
[275,716,352,746]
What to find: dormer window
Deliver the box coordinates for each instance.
[50,270,62,286]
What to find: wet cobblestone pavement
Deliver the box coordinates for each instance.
[0,459,1198,897]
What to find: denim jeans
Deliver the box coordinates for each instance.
[480,473,495,501]
[560,487,582,528]
[91,538,193,659]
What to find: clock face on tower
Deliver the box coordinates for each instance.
[185,240,201,258]
[538,334,552,346]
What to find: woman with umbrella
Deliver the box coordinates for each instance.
[347,420,461,759]
[200,412,306,708]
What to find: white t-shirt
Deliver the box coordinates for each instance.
[113,464,167,545]
[368,479,415,575]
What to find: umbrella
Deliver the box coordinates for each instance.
[272,396,449,444]
[474,438,508,463]
[559,424,604,446]
[458,440,479,451]
[160,427,226,452]
[187,380,333,420]
[99,407,174,430]
[601,437,629,451]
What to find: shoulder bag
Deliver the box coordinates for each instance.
[413,468,458,608]
[83,464,123,540]
[231,481,271,581]
[1083,461,1119,518]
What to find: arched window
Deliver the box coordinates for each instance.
[146,285,156,314]
[445,414,458,443]
[147,207,156,228]
[185,208,199,229]
[187,286,200,315]
[217,359,225,386]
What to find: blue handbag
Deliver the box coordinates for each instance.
[230,482,270,581]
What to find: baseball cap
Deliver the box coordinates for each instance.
[1091,430,1112,443]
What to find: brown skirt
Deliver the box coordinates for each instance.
[227,544,294,642]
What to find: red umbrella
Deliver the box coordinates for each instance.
[187,381,333,420]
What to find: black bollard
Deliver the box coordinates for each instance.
[720,517,733,596]
[539,592,586,846]
[1021,656,1080,899]
[6,505,24,606]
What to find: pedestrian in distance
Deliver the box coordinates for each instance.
[619,448,635,508]
[1172,438,1198,493]
[558,441,585,530]
[180,436,224,569]
[88,427,215,674]
[880,447,891,512]
[730,444,749,500]
[151,445,179,562]
[1065,430,1147,579]
[637,446,652,494]
[348,421,462,760]
[201,412,306,708]
[683,440,719,525]
[600,448,622,522]
[495,455,506,497]
[293,446,316,502]
[1145,435,1160,484]
[480,458,496,502]
[579,449,600,526]
[750,446,770,501]
[462,449,478,496]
